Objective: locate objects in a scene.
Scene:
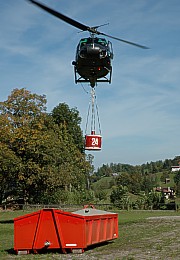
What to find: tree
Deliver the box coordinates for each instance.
[160,171,170,183]
[116,171,142,194]
[51,103,84,152]
[0,89,54,202]
[95,164,113,178]
[110,185,129,209]
[0,88,90,204]
[116,172,131,188]
[95,190,107,201]
[146,191,165,210]
[141,173,158,193]
[86,154,94,189]
[0,142,21,203]
[163,159,172,170]
[174,172,180,196]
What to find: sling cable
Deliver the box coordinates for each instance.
[85,87,102,150]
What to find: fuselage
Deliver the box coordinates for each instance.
[74,37,113,82]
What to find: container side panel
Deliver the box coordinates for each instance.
[106,218,113,240]
[33,210,60,249]
[85,214,118,246]
[55,211,85,249]
[99,218,107,242]
[91,220,100,244]
[95,219,101,242]
[14,212,40,250]
[107,216,118,240]
[86,220,93,246]
[114,216,119,239]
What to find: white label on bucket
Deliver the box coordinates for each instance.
[66,244,77,247]
[92,138,98,145]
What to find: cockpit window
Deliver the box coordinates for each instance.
[97,38,107,45]
[80,39,87,44]
[79,38,87,47]
[79,37,107,47]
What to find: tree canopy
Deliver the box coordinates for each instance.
[0,88,90,204]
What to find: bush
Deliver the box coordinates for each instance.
[110,185,130,209]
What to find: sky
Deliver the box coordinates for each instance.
[0,0,180,169]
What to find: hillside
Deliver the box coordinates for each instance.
[91,161,180,208]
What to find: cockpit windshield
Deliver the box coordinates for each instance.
[79,37,108,47]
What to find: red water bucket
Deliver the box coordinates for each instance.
[85,133,102,150]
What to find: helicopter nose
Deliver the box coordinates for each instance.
[87,46,100,55]
[100,50,107,58]
[80,49,87,58]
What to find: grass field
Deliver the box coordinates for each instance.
[0,209,180,259]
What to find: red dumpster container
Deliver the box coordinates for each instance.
[14,206,118,255]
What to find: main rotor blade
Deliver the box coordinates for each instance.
[28,0,89,31]
[28,0,149,49]
[99,32,149,49]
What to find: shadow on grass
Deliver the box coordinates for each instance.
[6,248,16,255]
[5,242,114,256]
[0,220,14,224]
[86,241,113,252]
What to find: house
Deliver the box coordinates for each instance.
[171,165,180,172]
[155,187,175,199]
[112,173,118,176]
[165,178,170,184]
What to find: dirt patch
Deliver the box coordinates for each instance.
[147,215,180,220]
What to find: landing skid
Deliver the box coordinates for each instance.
[73,66,112,86]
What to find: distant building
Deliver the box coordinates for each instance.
[155,187,175,199]
[165,178,170,184]
[171,166,180,172]
[112,173,118,176]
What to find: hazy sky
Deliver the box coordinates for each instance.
[1,0,180,168]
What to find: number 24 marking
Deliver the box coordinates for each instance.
[92,138,98,145]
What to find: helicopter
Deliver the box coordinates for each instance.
[28,0,149,88]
